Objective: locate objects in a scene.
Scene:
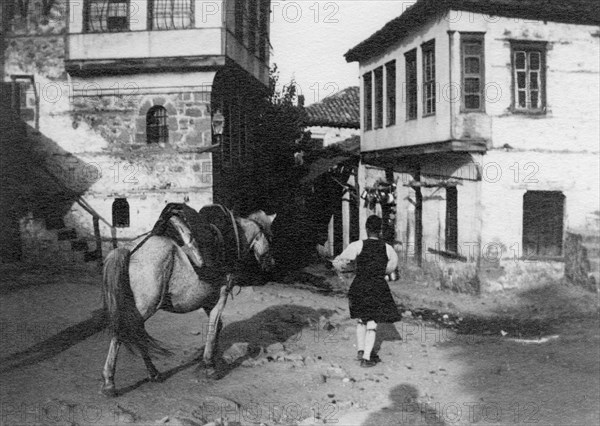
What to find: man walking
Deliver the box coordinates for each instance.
[333,215,401,367]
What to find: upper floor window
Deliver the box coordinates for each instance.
[405,49,417,120]
[511,41,546,112]
[422,40,436,116]
[248,0,258,53]
[235,0,246,41]
[374,67,384,129]
[461,33,485,112]
[363,72,372,131]
[258,0,270,61]
[147,106,169,144]
[85,0,129,33]
[149,0,194,30]
[385,61,396,126]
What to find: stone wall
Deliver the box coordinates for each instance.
[2,0,217,264]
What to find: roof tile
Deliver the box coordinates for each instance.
[305,86,360,129]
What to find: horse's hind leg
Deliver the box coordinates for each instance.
[101,337,120,397]
[141,349,162,382]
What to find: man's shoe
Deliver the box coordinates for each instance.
[357,350,364,361]
[371,353,381,363]
[360,359,377,368]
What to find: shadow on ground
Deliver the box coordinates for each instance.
[0,309,106,373]
[433,283,600,425]
[117,304,337,394]
[362,384,446,426]
[209,304,336,378]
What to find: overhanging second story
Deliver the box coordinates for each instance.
[345,0,600,155]
[66,0,271,86]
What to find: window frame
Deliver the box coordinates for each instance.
[235,0,246,42]
[510,40,547,114]
[405,48,418,121]
[84,0,130,33]
[385,60,396,127]
[112,198,130,228]
[373,66,384,129]
[363,72,373,131]
[421,39,436,117]
[146,105,169,144]
[258,0,270,61]
[522,191,564,258]
[147,0,195,31]
[445,186,458,253]
[247,0,258,53]
[460,32,486,113]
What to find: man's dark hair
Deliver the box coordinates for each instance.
[366,215,382,234]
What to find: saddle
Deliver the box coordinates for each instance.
[151,203,240,271]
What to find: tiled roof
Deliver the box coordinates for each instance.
[345,0,600,63]
[305,86,360,129]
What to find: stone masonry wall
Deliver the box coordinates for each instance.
[2,1,217,264]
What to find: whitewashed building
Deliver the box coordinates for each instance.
[345,0,599,291]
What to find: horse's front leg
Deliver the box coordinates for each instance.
[203,283,229,370]
[101,337,121,397]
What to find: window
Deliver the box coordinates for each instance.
[217,98,249,167]
[422,40,436,116]
[461,33,485,111]
[511,41,546,112]
[386,61,396,126]
[374,67,384,129]
[148,0,194,30]
[112,198,130,228]
[235,0,245,41]
[258,0,269,61]
[85,0,129,32]
[363,72,372,130]
[445,186,458,253]
[146,106,168,144]
[405,49,417,120]
[522,191,564,257]
[248,0,258,53]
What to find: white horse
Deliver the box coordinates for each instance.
[100,211,275,396]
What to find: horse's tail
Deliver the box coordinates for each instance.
[102,247,170,357]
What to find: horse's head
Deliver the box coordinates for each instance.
[243,211,277,271]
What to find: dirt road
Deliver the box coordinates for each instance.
[1,264,598,426]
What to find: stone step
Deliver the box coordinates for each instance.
[71,238,89,252]
[57,228,77,241]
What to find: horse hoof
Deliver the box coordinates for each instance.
[100,386,117,398]
[148,372,163,383]
[204,367,219,379]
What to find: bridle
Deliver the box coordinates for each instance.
[245,218,272,264]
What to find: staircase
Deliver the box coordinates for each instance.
[1,86,111,265]
[19,216,101,264]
